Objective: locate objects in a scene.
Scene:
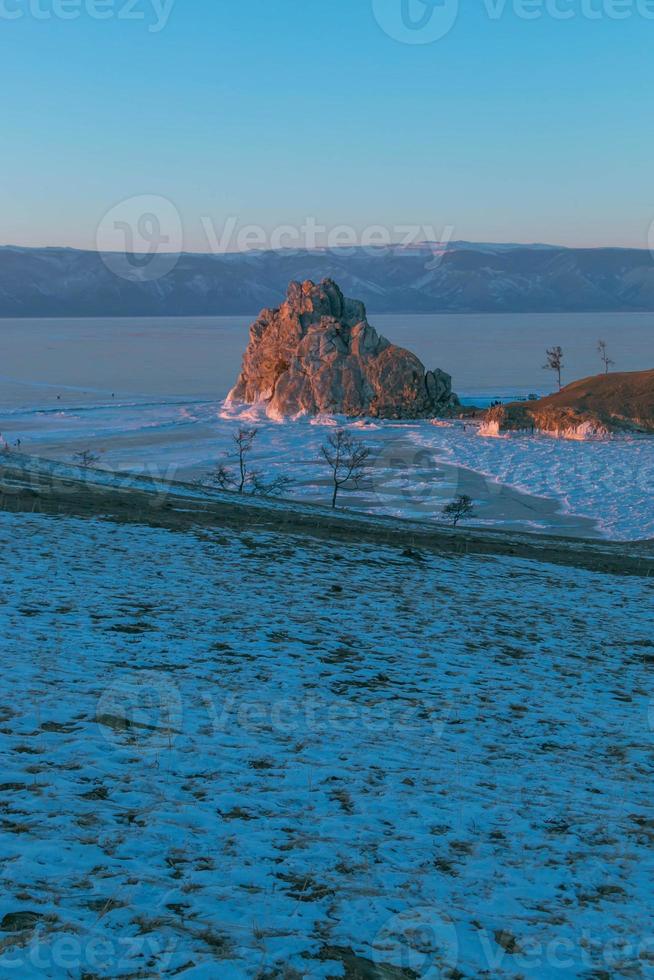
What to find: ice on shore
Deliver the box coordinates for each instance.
[2,393,652,540]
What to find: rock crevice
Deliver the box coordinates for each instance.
[228,279,458,419]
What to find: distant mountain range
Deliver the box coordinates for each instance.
[2,242,654,316]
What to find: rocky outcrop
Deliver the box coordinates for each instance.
[228,279,459,419]
[480,403,612,440]
[482,370,654,439]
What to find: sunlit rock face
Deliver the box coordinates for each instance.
[227,278,459,419]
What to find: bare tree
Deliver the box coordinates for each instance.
[321,429,370,509]
[233,428,257,493]
[203,428,257,493]
[597,339,615,375]
[205,463,237,492]
[442,494,476,527]
[250,473,293,498]
[543,346,564,390]
[73,449,101,468]
[202,428,291,498]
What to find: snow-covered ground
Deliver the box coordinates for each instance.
[2,394,652,539]
[1,511,653,978]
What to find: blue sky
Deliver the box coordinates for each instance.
[1,0,652,250]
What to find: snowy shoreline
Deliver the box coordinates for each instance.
[2,391,653,540]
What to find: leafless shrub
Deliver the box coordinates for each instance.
[202,428,291,498]
[73,449,102,468]
[442,493,476,527]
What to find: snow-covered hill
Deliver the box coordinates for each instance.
[1,511,652,978]
[3,243,654,315]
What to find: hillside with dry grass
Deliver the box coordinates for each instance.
[487,369,654,438]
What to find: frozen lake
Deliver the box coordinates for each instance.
[0,311,652,409]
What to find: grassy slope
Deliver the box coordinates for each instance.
[539,369,654,424]
[500,369,654,434]
[1,454,653,577]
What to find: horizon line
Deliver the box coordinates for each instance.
[1,240,652,257]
